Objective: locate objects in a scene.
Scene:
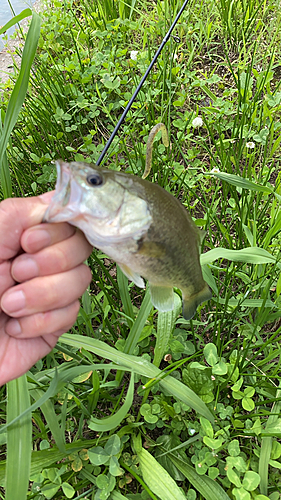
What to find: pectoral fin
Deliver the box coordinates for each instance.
[182,283,212,320]
[149,284,174,312]
[118,263,145,288]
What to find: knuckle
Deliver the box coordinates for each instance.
[49,222,75,243]
[40,280,60,307]
[81,264,92,284]
[0,199,22,259]
[54,245,71,272]
[31,301,80,335]
[72,299,81,317]
[33,311,50,332]
[0,263,14,300]
[64,303,80,330]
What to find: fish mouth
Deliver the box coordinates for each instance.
[43,160,81,223]
[57,160,71,207]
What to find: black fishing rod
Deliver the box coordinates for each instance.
[96,0,189,166]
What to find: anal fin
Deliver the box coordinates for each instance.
[118,263,145,288]
[149,284,174,312]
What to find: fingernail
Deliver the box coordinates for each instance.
[25,229,51,252]
[1,290,26,314]
[6,319,22,336]
[12,257,39,281]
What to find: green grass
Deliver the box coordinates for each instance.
[0,0,281,499]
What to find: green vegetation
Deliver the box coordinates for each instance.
[0,0,281,498]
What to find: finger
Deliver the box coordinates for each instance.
[21,222,75,254]
[1,264,92,318]
[5,300,80,338]
[0,261,15,304]
[12,229,93,282]
[0,328,66,387]
[0,192,55,260]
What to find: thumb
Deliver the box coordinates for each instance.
[0,192,54,260]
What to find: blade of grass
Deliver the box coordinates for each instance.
[201,246,280,267]
[259,386,281,495]
[119,460,158,500]
[88,373,134,432]
[117,265,134,325]
[0,8,32,36]
[6,375,32,500]
[153,292,181,368]
[169,454,231,500]
[0,369,61,434]
[0,439,101,487]
[30,389,66,453]
[0,11,41,198]
[0,364,133,435]
[60,334,214,422]
[123,287,152,355]
[115,288,152,384]
[134,444,187,500]
[0,149,10,199]
[207,171,280,201]
[111,491,131,500]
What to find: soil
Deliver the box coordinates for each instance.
[0,0,43,89]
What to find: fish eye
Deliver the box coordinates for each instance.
[86,172,104,186]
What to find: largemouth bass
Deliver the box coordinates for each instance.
[44,160,211,319]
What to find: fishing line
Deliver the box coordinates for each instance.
[96,0,189,166]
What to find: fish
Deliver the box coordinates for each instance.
[43,160,212,320]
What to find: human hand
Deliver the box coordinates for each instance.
[0,193,93,386]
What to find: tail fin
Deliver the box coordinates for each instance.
[182,283,212,320]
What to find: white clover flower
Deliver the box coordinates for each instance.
[192,116,203,128]
[246,141,255,149]
[210,167,220,174]
[130,50,138,61]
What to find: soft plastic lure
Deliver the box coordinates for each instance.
[142,123,169,179]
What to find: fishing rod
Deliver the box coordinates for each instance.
[96,0,189,166]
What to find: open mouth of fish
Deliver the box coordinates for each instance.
[43,160,83,223]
